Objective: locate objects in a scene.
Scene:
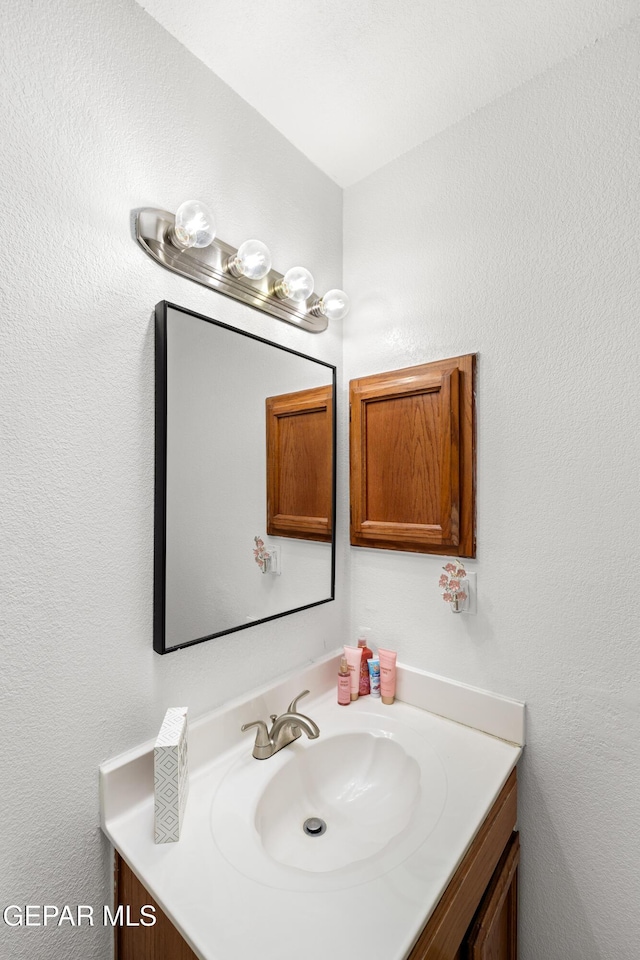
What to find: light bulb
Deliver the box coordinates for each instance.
[314,288,350,321]
[227,239,272,280]
[171,200,216,250]
[274,266,314,302]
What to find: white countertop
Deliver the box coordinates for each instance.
[100,653,524,960]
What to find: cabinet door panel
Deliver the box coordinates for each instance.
[266,384,333,542]
[350,354,475,556]
[465,832,520,960]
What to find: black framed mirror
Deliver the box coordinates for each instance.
[154,301,336,654]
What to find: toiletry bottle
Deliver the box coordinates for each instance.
[343,645,362,700]
[367,658,381,698]
[337,657,351,706]
[378,648,397,704]
[357,628,373,696]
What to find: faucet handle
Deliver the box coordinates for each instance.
[241,719,270,747]
[287,690,310,713]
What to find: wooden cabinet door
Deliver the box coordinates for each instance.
[266,384,333,542]
[350,354,475,556]
[463,832,520,960]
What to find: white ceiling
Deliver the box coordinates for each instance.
[137,0,639,187]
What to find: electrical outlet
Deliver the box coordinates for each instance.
[461,572,477,614]
[265,547,281,575]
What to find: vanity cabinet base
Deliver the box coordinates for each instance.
[114,852,198,960]
[463,831,519,960]
[114,768,518,960]
[408,769,518,960]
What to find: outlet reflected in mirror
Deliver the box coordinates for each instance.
[154,301,336,654]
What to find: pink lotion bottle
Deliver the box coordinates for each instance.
[357,628,373,696]
[337,657,351,706]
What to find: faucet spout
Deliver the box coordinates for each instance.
[270,711,320,749]
[240,690,320,759]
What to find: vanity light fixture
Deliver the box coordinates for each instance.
[226,239,272,280]
[170,199,217,250]
[273,266,314,303]
[135,202,349,333]
[309,288,350,322]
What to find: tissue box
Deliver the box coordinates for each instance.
[154,707,189,843]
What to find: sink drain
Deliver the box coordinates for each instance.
[303,817,327,837]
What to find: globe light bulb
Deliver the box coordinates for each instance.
[315,288,350,321]
[227,239,272,280]
[171,200,216,250]
[274,266,315,302]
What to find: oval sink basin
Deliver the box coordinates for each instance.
[210,709,448,892]
[256,732,419,872]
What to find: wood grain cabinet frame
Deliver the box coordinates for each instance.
[266,384,333,543]
[350,354,476,557]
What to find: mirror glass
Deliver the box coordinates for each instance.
[155,301,336,653]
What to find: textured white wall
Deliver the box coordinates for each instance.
[344,18,640,960]
[3,0,639,957]
[0,1,344,957]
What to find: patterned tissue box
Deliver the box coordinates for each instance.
[154,707,189,843]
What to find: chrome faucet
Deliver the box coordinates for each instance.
[241,690,320,759]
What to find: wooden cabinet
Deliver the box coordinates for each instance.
[114,853,198,960]
[462,832,519,960]
[349,354,475,557]
[114,768,518,960]
[408,833,519,960]
[266,384,333,542]
[407,770,517,960]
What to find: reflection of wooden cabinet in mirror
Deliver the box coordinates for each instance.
[266,385,333,542]
[350,354,476,557]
